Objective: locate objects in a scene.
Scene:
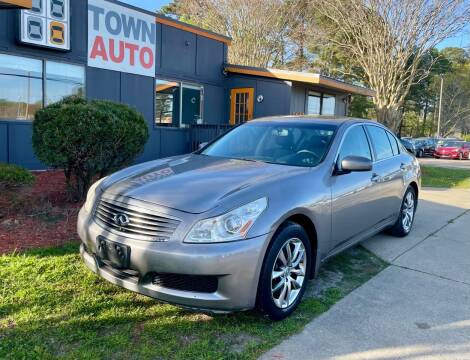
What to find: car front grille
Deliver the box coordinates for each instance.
[152,273,218,293]
[94,199,180,241]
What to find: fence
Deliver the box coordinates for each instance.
[189,124,234,151]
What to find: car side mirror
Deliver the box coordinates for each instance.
[198,142,208,150]
[339,155,372,173]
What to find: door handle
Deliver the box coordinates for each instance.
[371,173,381,183]
[400,163,407,171]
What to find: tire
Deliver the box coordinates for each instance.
[257,222,312,320]
[458,152,463,160]
[417,149,423,158]
[388,186,417,237]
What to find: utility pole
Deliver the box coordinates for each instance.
[437,76,443,138]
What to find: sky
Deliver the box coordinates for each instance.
[122,0,469,50]
[122,0,170,12]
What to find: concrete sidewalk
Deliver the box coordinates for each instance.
[260,188,470,360]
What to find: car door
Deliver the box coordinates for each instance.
[330,124,376,249]
[365,125,404,224]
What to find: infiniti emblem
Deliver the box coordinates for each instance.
[113,213,130,228]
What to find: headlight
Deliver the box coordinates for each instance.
[184,197,268,243]
[84,177,108,212]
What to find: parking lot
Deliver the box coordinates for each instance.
[419,157,470,170]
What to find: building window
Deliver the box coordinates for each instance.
[45,61,85,105]
[307,91,336,116]
[155,79,203,127]
[322,94,336,115]
[155,80,180,126]
[307,91,321,115]
[0,54,43,120]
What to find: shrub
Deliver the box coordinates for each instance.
[32,96,149,200]
[0,163,35,189]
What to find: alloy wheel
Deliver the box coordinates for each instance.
[401,191,415,232]
[271,238,307,309]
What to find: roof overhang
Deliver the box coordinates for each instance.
[0,0,31,9]
[225,65,374,97]
[156,15,232,46]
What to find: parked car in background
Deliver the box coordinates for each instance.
[400,138,416,155]
[413,138,437,157]
[78,117,421,320]
[434,141,470,160]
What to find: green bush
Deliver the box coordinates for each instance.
[0,163,35,189]
[32,96,149,200]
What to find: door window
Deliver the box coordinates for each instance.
[386,131,400,155]
[338,125,372,163]
[366,125,394,161]
[230,88,254,125]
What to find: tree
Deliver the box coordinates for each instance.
[312,0,470,131]
[161,0,301,67]
[434,64,470,136]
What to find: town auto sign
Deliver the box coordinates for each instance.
[88,0,156,77]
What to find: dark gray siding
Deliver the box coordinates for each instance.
[226,75,292,120]
[0,0,88,169]
[0,1,229,169]
[0,0,87,63]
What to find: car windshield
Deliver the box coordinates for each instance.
[442,141,463,147]
[200,122,337,167]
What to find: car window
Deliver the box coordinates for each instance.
[386,131,400,155]
[338,125,372,163]
[366,125,394,161]
[201,122,337,167]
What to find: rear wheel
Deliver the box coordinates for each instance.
[388,186,417,237]
[257,222,311,320]
[417,149,423,158]
[458,152,463,160]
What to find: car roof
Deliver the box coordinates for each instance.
[248,115,376,127]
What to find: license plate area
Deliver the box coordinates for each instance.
[96,236,130,269]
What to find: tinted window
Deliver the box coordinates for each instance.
[202,122,337,167]
[338,125,372,162]
[0,54,43,120]
[45,61,85,105]
[366,125,394,160]
[386,131,400,155]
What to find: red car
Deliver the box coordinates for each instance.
[434,141,470,160]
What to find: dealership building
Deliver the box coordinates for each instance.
[0,0,373,169]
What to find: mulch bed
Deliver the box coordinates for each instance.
[0,171,82,254]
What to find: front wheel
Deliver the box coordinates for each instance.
[458,152,463,160]
[257,222,311,320]
[388,186,417,237]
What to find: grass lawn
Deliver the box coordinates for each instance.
[421,166,470,189]
[0,243,387,360]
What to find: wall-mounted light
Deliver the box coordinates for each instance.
[257,95,264,103]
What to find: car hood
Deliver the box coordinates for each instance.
[102,154,295,214]
[437,147,458,151]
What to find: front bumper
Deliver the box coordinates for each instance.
[434,153,458,159]
[77,206,271,312]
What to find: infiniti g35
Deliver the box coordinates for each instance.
[78,117,420,320]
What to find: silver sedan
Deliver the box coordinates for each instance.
[78,117,420,320]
